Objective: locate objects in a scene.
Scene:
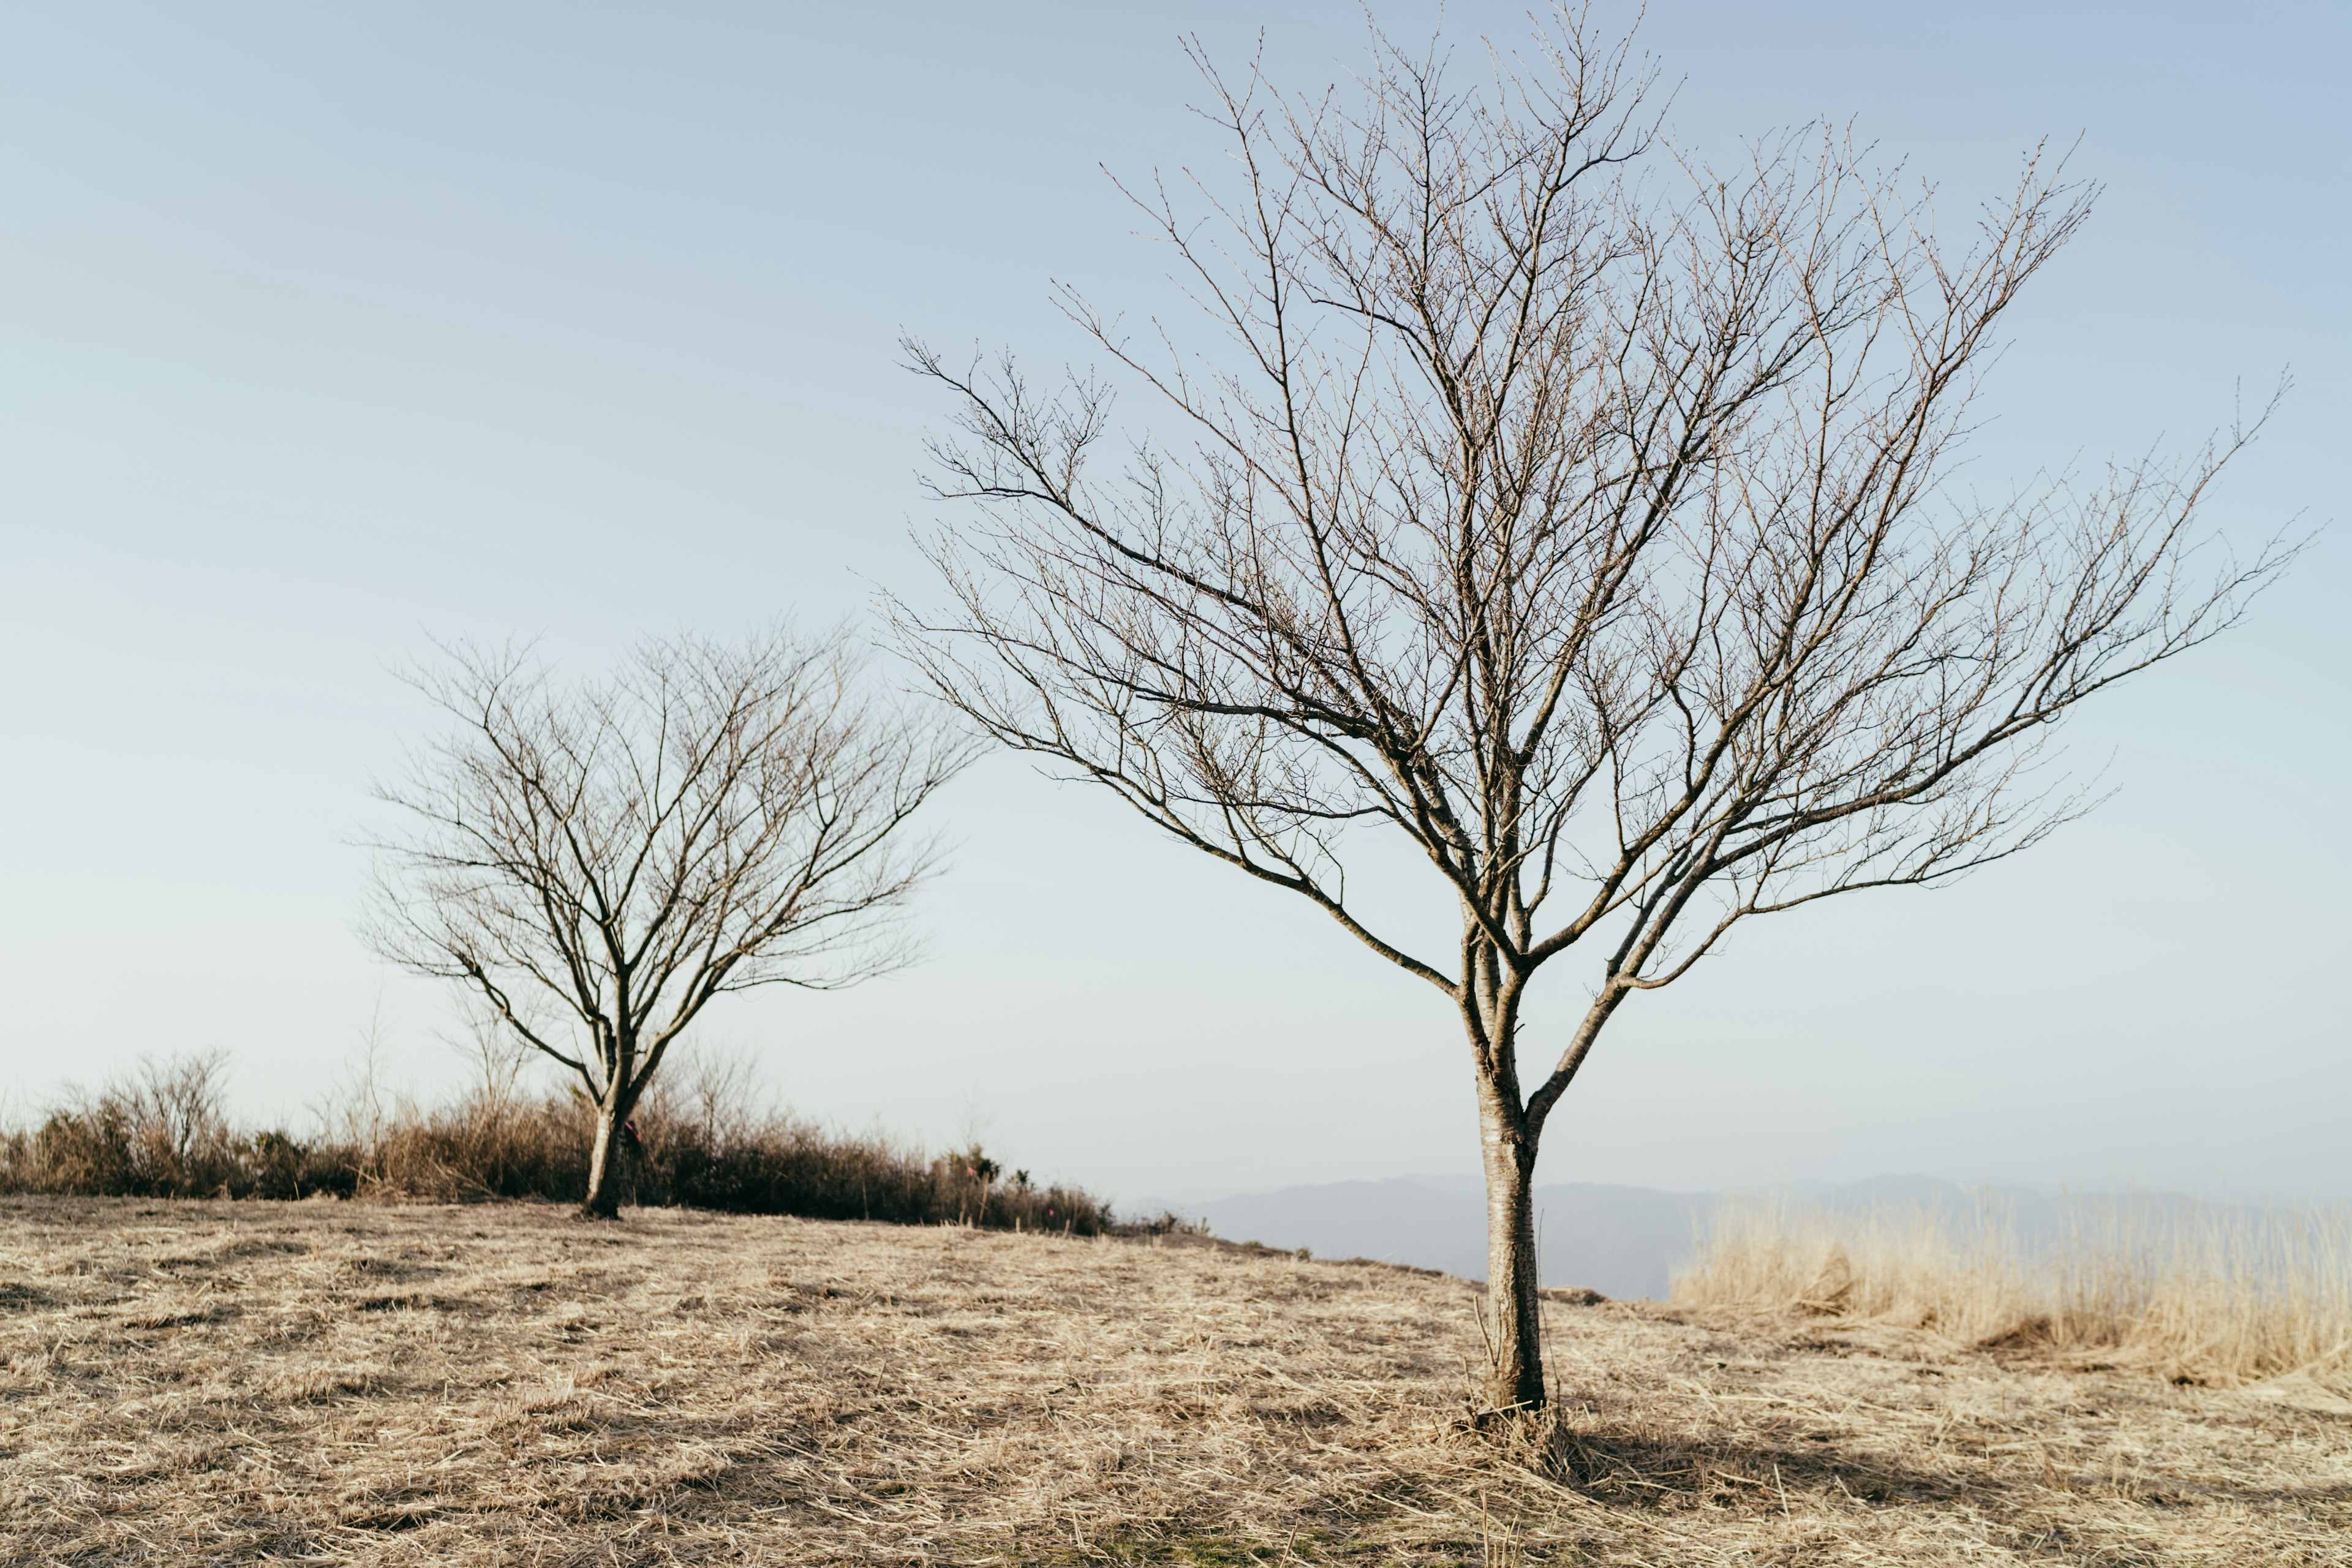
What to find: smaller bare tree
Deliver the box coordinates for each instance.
[366,625,970,1218]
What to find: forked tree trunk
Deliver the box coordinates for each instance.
[1478,1087,1547,1411]
[581,1099,630,1219]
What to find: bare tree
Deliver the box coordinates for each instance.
[368,625,970,1218]
[891,11,2290,1408]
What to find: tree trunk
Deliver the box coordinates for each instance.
[581,1099,629,1219]
[1479,1090,1546,1412]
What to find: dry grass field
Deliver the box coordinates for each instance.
[3,1198,2348,1565]
[1675,1194,2352,1401]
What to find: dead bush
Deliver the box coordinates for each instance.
[0,1048,1114,1231]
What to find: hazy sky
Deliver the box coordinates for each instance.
[2,2,2343,1205]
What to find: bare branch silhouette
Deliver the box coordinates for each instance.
[889,7,2291,1407]
[366,625,973,1218]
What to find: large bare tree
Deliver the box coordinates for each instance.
[368,626,970,1218]
[892,12,2288,1408]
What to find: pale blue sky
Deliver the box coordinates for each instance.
[1,2,2343,1202]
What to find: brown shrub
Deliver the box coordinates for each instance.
[0,1048,1117,1231]
[0,1052,337,1199]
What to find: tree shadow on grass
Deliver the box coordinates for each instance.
[1506,1409,2352,1525]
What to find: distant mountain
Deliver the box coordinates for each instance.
[1176,1175,1706,1298]
[1151,1173,2068,1300]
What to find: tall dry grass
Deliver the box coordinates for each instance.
[0,1046,1123,1233]
[1674,1191,2352,1394]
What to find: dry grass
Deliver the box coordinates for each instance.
[3,1199,2347,1564]
[1676,1193,2352,1397]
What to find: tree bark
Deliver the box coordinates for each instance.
[1478,1087,1546,1412]
[580,1100,629,1219]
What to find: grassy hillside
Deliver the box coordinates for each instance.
[2,1199,2346,1564]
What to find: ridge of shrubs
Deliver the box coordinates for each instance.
[0,1049,1172,1237]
